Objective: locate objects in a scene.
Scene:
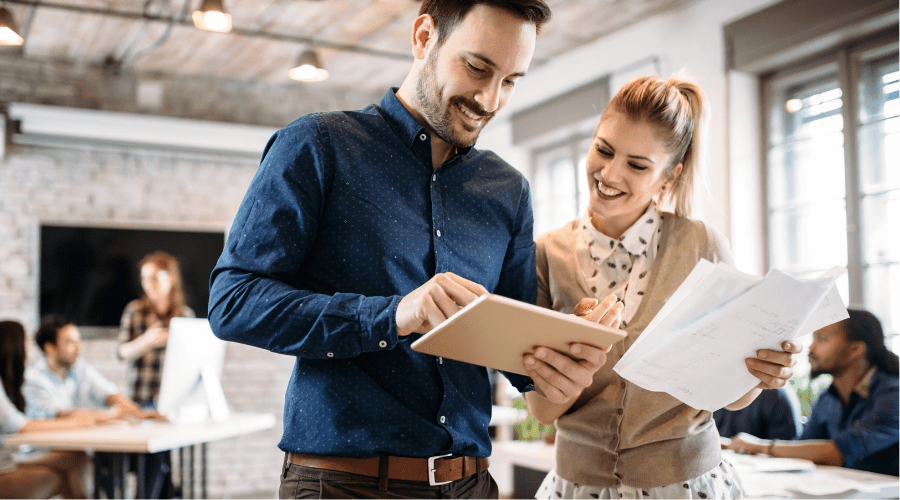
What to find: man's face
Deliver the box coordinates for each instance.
[50,324,82,368]
[414,4,536,148]
[808,322,853,378]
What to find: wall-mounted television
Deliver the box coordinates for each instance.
[39,225,225,332]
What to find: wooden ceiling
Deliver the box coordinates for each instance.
[2,0,700,93]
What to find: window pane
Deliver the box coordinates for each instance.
[858,53,899,126]
[858,117,899,193]
[864,262,899,338]
[861,190,899,264]
[769,73,843,146]
[576,136,594,217]
[767,71,848,277]
[768,203,847,273]
[532,147,578,236]
[767,132,845,208]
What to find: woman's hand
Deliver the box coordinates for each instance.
[143,326,169,349]
[747,340,801,389]
[523,294,623,405]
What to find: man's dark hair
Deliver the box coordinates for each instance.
[35,314,70,353]
[844,308,899,376]
[419,0,551,49]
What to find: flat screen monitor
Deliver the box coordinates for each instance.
[39,224,225,329]
[156,317,229,422]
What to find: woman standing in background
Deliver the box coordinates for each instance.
[116,250,194,499]
[117,250,195,407]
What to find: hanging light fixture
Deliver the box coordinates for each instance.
[0,5,24,46]
[288,49,329,82]
[192,0,232,33]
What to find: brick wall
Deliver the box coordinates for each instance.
[1,52,385,498]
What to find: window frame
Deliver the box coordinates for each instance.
[761,29,899,339]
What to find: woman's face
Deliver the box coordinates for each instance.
[140,262,173,306]
[585,110,681,238]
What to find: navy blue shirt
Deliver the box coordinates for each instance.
[209,89,536,459]
[799,368,898,476]
[713,386,802,440]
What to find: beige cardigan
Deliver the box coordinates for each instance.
[535,213,734,489]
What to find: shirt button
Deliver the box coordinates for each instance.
[326,352,334,357]
[439,357,443,364]
[617,408,623,415]
[436,229,442,237]
[420,133,427,141]
[440,416,446,424]
[432,174,436,182]
[378,340,387,348]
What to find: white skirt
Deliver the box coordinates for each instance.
[535,460,744,499]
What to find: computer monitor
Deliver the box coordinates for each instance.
[156,318,229,422]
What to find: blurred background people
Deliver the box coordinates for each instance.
[714,386,802,441]
[0,320,96,499]
[726,308,899,476]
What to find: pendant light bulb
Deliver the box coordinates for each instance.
[193,0,232,33]
[289,49,329,82]
[0,6,24,45]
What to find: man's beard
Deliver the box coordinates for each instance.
[414,49,493,149]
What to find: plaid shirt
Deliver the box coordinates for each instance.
[117,300,194,405]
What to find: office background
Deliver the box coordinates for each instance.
[1,0,896,497]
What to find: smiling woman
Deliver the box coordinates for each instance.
[526,75,804,500]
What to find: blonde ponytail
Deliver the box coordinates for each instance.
[603,75,709,217]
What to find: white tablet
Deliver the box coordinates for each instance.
[410,294,626,375]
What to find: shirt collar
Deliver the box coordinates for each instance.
[378,88,473,161]
[853,366,877,399]
[582,202,660,259]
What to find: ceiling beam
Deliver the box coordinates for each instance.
[4,0,412,61]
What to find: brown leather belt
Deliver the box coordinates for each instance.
[288,452,488,486]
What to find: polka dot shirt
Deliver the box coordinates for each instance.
[208,89,536,459]
[576,202,662,327]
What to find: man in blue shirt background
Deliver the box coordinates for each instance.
[726,308,899,477]
[208,1,616,498]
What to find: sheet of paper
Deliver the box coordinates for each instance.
[614,261,847,411]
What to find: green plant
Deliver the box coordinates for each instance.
[789,371,832,417]
[511,397,555,441]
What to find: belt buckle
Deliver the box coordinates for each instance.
[427,453,454,486]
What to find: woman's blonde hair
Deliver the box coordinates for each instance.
[602,74,709,217]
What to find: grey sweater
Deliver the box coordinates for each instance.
[535,213,734,489]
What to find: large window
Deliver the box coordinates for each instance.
[530,135,593,237]
[763,35,899,348]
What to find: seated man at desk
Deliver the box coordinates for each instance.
[24,315,151,498]
[727,308,899,476]
[23,315,145,421]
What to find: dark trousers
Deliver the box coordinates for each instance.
[94,450,175,499]
[279,463,499,499]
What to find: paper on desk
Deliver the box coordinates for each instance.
[614,260,848,411]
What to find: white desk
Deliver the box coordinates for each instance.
[490,440,899,499]
[6,412,276,498]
